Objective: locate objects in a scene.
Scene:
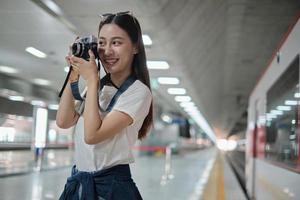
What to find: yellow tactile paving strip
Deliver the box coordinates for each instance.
[202,152,225,200]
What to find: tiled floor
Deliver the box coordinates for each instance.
[0,148,217,200]
[0,149,74,176]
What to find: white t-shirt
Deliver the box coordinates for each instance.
[73,80,152,172]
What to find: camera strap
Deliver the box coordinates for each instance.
[70,81,85,101]
[104,74,136,112]
[59,59,137,112]
[59,59,101,100]
[58,68,72,98]
[70,73,136,113]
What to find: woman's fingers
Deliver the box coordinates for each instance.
[70,56,84,72]
[70,56,84,64]
[71,65,80,73]
[74,36,80,42]
[88,50,96,65]
[65,55,71,65]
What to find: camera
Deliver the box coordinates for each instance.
[71,35,98,60]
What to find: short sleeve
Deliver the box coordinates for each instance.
[113,81,152,124]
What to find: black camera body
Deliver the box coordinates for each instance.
[71,35,98,60]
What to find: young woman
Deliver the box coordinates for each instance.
[56,12,153,200]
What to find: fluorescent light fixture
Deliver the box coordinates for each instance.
[175,96,191,102]
[157,77,180,85]
[64,66,70,73]
[31,100,46,107]
[294,93,300,98]
[8,95,24,102]
[48,104,59,110]
[42,0,63,15]
[277,106,291,111]
[33,78,51,86]
[0,65,18,74]
[0,89,19,96]
[188,110,216,143]
[290,134,296,140]
[142,35,152,46]
[270,110,283,115]
[25,47,47,58]
[185,107,199,112]
[168,88,186,95]
[147,61,169,70]
[187,111,201,118]
[35,108,48,148]
[180,102,195,108]
[266,113,277,118]
[285,100,298,106]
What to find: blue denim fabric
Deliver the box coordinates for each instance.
[59,164,143,200]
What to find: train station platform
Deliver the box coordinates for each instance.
[0,147,247,200]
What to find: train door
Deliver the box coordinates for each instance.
[246,99,259,200]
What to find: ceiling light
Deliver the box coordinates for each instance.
[33,78,51,86]
[0,65,18,74]
[8,95,24,102]
[0,89,19,96]
[25,47,47,58]
[184,106,198,112]
[168,88,186,95]
[180,102,195,107]
[277,106,291,111]
[157,77,180,85]
[270,110,283,115]
[48,104,59,110]
[142,35,152,46]
[294,93,300,98]
[266,113,277,118]
[189,113,216,143]
[31,100,46,107]
[147,61,169,70]
[174,96,191,102]
[42,0,63,15]
[285,100,298,106]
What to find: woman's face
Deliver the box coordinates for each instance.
[98,24,137,75]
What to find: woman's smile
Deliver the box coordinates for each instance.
[104,57,119,67]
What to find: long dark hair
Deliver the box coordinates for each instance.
[98,13,153,139]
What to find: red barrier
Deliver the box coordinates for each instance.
[131,146,166,152]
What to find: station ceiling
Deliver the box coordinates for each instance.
[0,0,299,139]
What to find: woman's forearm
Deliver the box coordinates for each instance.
[83,77,102,144]
[56,81,78,128]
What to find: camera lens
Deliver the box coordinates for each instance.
[71,42,83,57]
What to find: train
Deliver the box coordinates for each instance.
[246,15,300,200]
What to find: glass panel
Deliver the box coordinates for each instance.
[0,113,33,144]
[265,55,299,169]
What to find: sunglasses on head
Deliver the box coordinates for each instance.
[99,11,137,25]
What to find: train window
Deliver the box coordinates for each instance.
[265,55,299,169]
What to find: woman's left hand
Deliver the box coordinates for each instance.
[70,50,99,83]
